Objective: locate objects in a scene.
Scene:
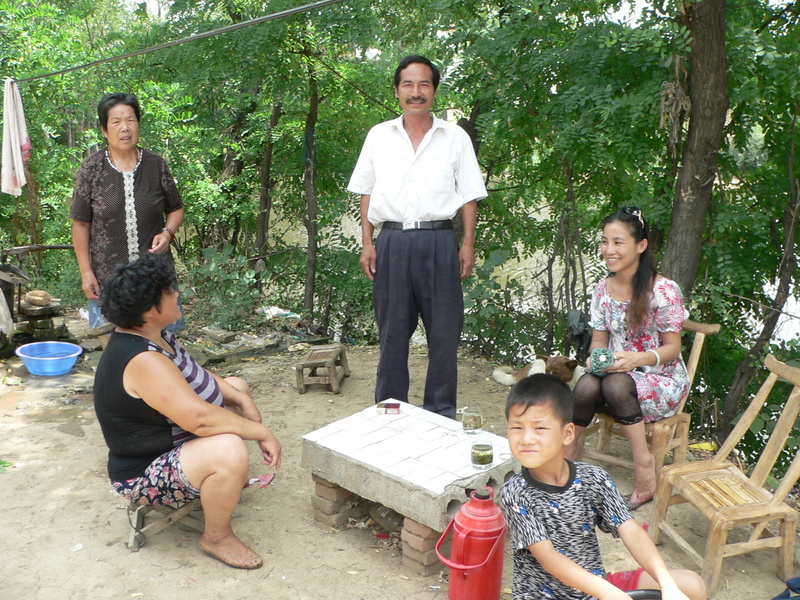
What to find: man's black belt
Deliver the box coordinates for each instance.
[382,220,453,231]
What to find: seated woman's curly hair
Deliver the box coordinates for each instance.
[101,255,176,328]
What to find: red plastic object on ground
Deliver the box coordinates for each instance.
[436,487,507,600]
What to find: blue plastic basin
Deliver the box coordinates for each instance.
[15,341,83,376]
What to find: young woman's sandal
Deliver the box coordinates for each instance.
[199,537,263,569]
[623,489,655,511]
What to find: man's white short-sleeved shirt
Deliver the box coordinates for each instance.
[347,115,487,227]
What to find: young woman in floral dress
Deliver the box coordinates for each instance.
[566,207,689,511]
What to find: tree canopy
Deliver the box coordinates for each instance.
[3,0,800,444]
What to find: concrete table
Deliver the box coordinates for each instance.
[301,403,518,574]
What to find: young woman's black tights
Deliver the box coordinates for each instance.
[572,372,643,427]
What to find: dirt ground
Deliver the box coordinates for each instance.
[0,321,793,600]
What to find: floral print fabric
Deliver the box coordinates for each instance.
[590,277,689,422]
[112,445,200,507]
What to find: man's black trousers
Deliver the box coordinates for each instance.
[372,226,463,418]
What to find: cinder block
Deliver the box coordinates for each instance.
[315,482,352,502]
[311,494,358,515]
[401,528,437,552]
[313,505,366,528]
[403,517,437,539]
[402,541,439,566]
[402,555,442,577]
[312,474,338,487]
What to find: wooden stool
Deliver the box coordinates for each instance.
[126,498,204,551]
[296,344,350,394]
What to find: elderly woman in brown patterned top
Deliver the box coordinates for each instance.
[70,92,185,332]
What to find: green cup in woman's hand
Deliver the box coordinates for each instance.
[590,348,615,376]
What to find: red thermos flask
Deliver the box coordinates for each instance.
[436,487,506,600]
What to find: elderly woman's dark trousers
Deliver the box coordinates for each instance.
[372,227,463,419]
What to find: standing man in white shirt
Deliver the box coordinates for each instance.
[347,55,488,418]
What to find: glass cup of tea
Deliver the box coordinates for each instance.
[462,408,483,434]
[471,441,493,470]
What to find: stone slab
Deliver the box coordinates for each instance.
[201,326,236,344]
[86,322,115,338]
[301,403,518,532]
[79,339,103,352]
[19,300,63,318]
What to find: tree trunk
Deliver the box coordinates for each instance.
[660,0,729,297]
[23,161,42,272]
[561,159,583,356]
[718,114,800,437]
[256,100,283,259]
[544,251,556,353]
[454,100,483,240]
[302,65,319,314]
[457,100,482,156]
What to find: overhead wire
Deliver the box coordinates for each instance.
[14,0,349,84]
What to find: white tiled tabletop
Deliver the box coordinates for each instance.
[302,402,513,495]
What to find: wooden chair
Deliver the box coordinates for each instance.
[649,354,800,595]
[582,319,721,471]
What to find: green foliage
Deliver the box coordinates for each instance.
[463,249,556,362]
[30,252,85,310]
[3,0,800,465]
[734,376,800,481]
[683,330,747,441]
[186,246,263,331]
[314,233,376,345]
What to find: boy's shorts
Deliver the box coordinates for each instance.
[607,568,645,592]
[111,445,200,507]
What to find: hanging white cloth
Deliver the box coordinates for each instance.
[1,78,31,196]
[0,293,12,335]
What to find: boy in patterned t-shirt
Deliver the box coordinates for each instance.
[498,374,706,600]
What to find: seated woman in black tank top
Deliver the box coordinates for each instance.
[94,255,281,570]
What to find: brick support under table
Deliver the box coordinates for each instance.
[302,403,517,575]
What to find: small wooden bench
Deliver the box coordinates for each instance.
[296,344,350,394]
[126,498,204,551]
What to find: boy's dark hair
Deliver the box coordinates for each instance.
[100,255,176,328]
[505,373,574,424]
[97,92,141,130]
[394,54,441,91]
